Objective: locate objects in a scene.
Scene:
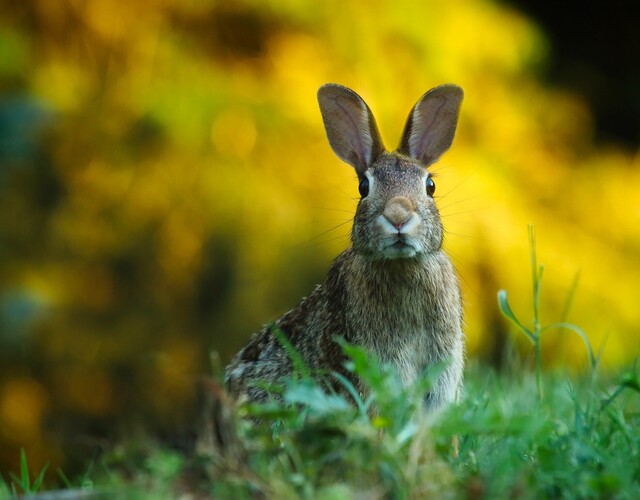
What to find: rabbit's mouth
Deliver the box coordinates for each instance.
[392,240,409,250]
[379,237,420,259]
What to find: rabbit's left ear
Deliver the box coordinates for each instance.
[318,84,385,176]
[398,85,463,166]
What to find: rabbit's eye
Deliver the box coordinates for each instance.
[425,177,436,196]
[358,177,370,198]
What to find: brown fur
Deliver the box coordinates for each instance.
[225,84,465,410]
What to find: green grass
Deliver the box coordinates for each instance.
[3,357,639,499]
[498,225,598,401]
[3,232,640,498]
[74,353,637,499]
[0,448,48,497]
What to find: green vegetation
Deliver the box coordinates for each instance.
[498,225,597,401]
[37,352,638,499]
[1,448,48,497]
[3,237,640,498]
[3,358,639,499]
[122,236,638,498]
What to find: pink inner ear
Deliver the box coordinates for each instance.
[410,97,444,155]
[318,84,386,173]
[408,93,459,165]
[335,95,374,167]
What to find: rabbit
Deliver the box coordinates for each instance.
[225,83,465,410]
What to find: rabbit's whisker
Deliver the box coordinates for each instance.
[315,207,356,215]
[440,207,487,218]
[437,196,480,211]
[445,231,495,243]
[436,169,480,202]
[291,219,352,248]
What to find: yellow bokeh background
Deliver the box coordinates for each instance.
[0,0,638,477]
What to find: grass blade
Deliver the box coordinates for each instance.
[7,474,23,494]
[31,463,49,493]
[331,371,368,415]
[57,468,72,489]
[0,477,10,497]
[541,322,596,369]
[560,271,581,322]
[497,290,535,343]
[20,448,30,492]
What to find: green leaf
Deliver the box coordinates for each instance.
[497,290,535,343]
[335,338,386,390]
[330,371,368,415]
[415,359,450,395]
[241,402,298,420]
[619,372,640,393]
[541,322,596,369]
[284,379,351,416]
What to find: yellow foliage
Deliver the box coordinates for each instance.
[0,378,49,443]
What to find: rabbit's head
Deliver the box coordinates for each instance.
[318,84,463,260]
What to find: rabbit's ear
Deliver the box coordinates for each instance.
[318,84,385,175]
[398,85,463,166]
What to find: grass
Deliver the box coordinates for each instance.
[3,359,639,499]
[498,225,597,401]
[1,448,48,497]
[2,232,640,498]
[195,357,640,499]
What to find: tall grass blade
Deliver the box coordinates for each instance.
[528,225,544,338]
[20,448,30,492]
[560,271,581,322]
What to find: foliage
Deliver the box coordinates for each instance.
[4,288,639,497]
[90,250,639,498]
[0,448,48,497]
[498,225,597,400]
[58,348,638,499]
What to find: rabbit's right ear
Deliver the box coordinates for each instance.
[317,84,385,176]
[398,85,463,167]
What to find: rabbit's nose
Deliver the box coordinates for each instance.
[383,196,414,229]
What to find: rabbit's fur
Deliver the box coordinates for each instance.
[225,84,465,410]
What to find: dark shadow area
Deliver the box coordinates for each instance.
[506,1,640,146]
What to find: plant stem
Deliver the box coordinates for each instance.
[535,339,543,400]
[529,224,544,401]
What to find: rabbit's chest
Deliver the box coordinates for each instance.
[367,315,436,381]
[350,295,444,386]
[344,252,462,386]
[375,327,432,385]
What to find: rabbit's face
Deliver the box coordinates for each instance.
[352,153,443,260]
[317,83,462,260]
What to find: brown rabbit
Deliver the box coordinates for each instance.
[225,84,465,409]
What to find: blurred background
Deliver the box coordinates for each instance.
[0,0,638,479]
